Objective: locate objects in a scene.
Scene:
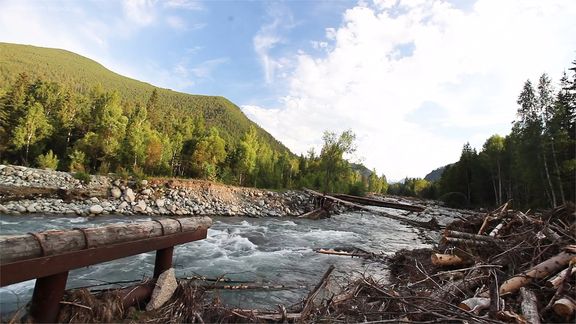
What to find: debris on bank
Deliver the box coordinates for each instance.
[305,202,576,323]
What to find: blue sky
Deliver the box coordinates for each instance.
[1,0,575,181]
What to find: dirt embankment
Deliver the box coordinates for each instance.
[0,165,315,217]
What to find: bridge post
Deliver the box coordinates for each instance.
[29,271,69,323]
[153,247,174,278]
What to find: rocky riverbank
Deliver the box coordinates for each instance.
[0,165,316,217]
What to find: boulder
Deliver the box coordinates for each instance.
[155,199,166,208]
[124,188,136,203]
[118,201,129,210]
[110,187,122,199]
[141,179,148,186]
[146,268,177,311]
[89,205,104,214]
[133,200,147,213]
[141,188,152,196]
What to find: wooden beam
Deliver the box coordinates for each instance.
[0,217,212,263]
[0,228,207,287]
[332,193,425,212]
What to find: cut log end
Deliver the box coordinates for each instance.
[431,253,463,266]
[553,298,576,318]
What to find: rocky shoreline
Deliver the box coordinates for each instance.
[0,165,316,218]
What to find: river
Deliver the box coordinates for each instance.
[0,208,447,317]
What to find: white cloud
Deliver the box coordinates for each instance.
[122,0,157,26]
[243,0,576,180]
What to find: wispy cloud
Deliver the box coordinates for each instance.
[163,0,203,11]
[190,58,229,79]
[253,3,296,84]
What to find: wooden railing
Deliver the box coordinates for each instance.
[0,217,212,323]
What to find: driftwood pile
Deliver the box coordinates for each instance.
[304,202,575,323]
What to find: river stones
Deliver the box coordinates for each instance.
[89,205,104,214]
[146,268,177,311]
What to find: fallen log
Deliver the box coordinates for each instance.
[458,297,491,314]
[488,221,505,237]
[547,265,576,289]
[0,217,213,263]
[210,283,302,290]
[499,248,576,295]
[303,188,441,230]
[300,265,335,322]
[298,208,329,220]
[553,298,576,318]
[520,287,540,324]
[442,236,492,247]
[332,193,425,212]
[231,309,302,321]
[444,230,505,244]
[430,269,488,302]
[431,253,465,266]
[316,248,373,258]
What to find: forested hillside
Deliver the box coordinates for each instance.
[0,42,285,152]
[0,43,386,193]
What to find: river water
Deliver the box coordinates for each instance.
[0,208,443,316]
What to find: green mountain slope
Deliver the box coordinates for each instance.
[0,42,287,152]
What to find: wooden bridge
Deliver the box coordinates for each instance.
[0,217,212,323]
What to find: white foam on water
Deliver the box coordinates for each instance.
[277,220,297,226]
[299,229,361,241]
[0,220,19,225]
[68,217,88,223]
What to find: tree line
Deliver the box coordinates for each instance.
[389,62,575,209]
[0,73,387,195]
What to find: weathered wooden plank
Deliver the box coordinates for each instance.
[0,217,212,263]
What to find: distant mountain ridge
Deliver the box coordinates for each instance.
[0,42,288,152]
[424,165,448,182]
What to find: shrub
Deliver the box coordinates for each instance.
[36,150,59,170]
[68,150,86,172]
[348,181,367,197]
[74,171,91,185]
[98,162,110,175]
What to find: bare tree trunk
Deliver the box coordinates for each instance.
[542,153,557,207]
[497,159,503,206]
[550,141,566,205]
[491,175,499,206]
